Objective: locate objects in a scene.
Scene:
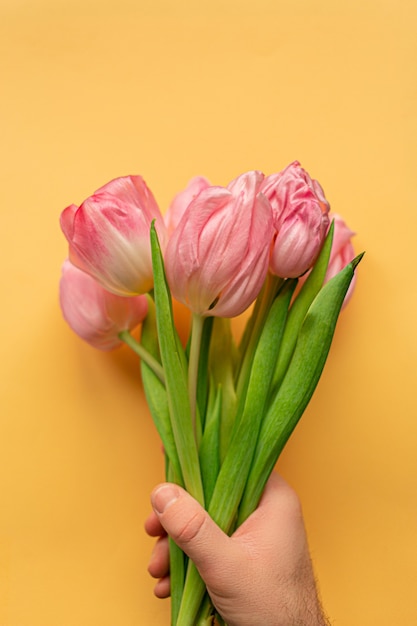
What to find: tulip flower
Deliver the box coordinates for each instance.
[261,161,330,278]
[164,176,211,235]
[60,176,167,296]
[164,171,273,317]
[59,260,148,350]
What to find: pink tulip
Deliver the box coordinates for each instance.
[164,171,273,317]
[164,176,211,234]
[261,161,330,278]
[325,213,357,304]
[60,176,167,296]
[59,260,148,350]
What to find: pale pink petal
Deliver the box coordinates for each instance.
[60,176,166,296]
[165,171,274,317]
[59,260,148,350]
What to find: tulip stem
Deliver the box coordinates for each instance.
[118,330,165,384]
[236,274,283,398]
[189,313,205,445]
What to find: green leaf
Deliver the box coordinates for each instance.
[150,223,204,504]
[236,274,284,399]
[237,253,364,524]
[167,461,187,625]
[208,317,237,462]
[271,221,335,394]
[199,384,221,506]
[140,297,183,485]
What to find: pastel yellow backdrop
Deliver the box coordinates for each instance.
[1,0,416,624]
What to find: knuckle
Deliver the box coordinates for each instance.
[175,510,207,545]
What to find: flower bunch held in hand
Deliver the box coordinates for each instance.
[59,163,361,626]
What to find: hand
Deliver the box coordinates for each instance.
[145,472,330,626]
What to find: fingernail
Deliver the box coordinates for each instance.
[152,484,180,514]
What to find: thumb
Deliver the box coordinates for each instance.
[151,483,230,575]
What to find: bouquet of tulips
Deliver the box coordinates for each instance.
[59,162,361,626]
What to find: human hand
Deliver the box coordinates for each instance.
[145,472,330,626]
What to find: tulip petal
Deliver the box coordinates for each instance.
[165,172,273,317]
[59,260,148,350]
[60,176,167,296]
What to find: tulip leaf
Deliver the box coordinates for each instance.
[237,253,364,524]
[140,297,183,485]
[167,462,187,625]
[236,274,284,400]
[271,220,335,394]
[208,317,238,462]
[199,384,221,506]
[150,223,204,504]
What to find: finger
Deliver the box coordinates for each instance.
[233,471,306,559]
[145,510,167,538]
[259,472,304,533]
[260,472,301,512]
[153,575,171,599]
[151,483,232,576]
[148,535,170,579]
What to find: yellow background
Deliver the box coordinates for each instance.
[1,0,416,624]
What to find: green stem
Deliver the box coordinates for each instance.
[236,274,283,398]
[118,329,165,384]
[167,459,186,625]
[195,593,216,625]
[188,313,205,443]
[150,224,204,505]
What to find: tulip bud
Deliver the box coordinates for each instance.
[261,161,330,278]
[59,260,148,350]
[60,176,167,296]
[164,176,211,235]
[164,171,273,317]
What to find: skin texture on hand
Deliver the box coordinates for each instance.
[145,472,331,626]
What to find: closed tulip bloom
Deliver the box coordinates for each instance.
[261,162,330,278]
[164,176,211,235]
[60,176,167,296]
[165,171,273,317]
[59,260,148,350]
